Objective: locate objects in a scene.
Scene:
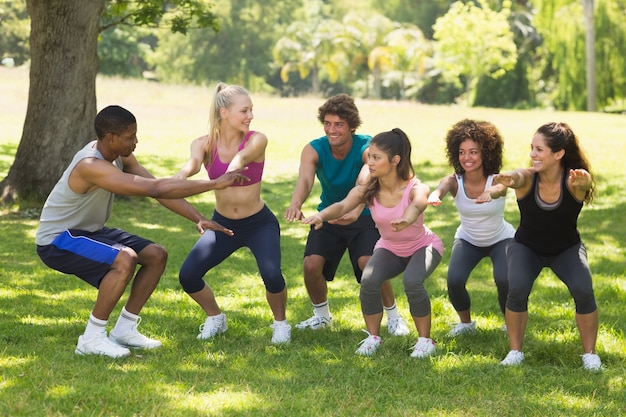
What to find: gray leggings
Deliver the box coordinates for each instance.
[360,246,442,317]
[447,238,511,315]
[506,240,597,314]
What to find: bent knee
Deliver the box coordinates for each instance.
[138,243,168,266]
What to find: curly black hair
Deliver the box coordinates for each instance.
[444,119,504,176]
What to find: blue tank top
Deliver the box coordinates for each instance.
[310,133,371,214]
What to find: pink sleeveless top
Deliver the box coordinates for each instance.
[204,131,264,185]
[371,178,443,257]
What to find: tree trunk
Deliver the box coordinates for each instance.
[0,0,104,204]
[582,0,597,112]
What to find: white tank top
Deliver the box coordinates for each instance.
[453,174,515,247]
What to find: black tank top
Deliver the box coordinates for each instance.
[515,170,582,256]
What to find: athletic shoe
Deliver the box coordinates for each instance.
[410,337,436,358]
[197,313,228,340]
[295,314,332,330]
[270,321,292,344]
[109,317,162,349]
[75,333,130,358]
[501,324,508,332]
[582,353,602,371]
[448,321,476,337]
[500,350,524,366]
[355,331,382,356]
[387,316,410,336]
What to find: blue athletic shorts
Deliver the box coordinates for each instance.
[36,227,153,288]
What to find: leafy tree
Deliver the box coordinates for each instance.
[432,0,518,105]
[335,12,395,98]
[0,0,29,66]
[150,0,301,88]
[370,0,454,39]
[534,0,626,110]
[474,0,541,108]
[0,0,219,204]
[273,1,343,95]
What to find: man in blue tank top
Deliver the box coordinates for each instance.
[284,94,409,336]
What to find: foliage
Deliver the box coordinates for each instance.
[101,0,220,35]
[98,25,155,77]
[150,0,301,88]
[371,0,455,39]
[1,73,626,416]
[432,0,518,105]
[0,0,29,65]
[533,0,626,110]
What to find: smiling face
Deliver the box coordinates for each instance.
[529,132,563,172]
[458,139,483,175]
[221,93,253,133]
[323,114,353,148]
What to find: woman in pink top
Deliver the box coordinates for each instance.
[302,128,443,358]
[175,83,290,345]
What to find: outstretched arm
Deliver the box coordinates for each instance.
[301,184,366,230]
[174,136,207,179]
[329,163,369,225]
[285,144,318,222]
[226,131,267,172]
[390,181,429,232]
[427,174,457,206]
[475,183,508,204]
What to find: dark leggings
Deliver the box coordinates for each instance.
[179,205,285,294]
[506,240,597,314]
[447,238,510,315]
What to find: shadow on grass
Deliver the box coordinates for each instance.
[1,157,625,415]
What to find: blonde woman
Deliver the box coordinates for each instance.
[175,83,290,345]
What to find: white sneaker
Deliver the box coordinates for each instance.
[109,317,162,349]
[387,316,410,336]
[270,321,292,344]
[448,321,476,337]
[197,313,228,340]
[500,350,524,366]
[295,314,332,330]
[582,353,602,371]
[75,333,130,358]
[410,337,436,358]
[355,331,382,356]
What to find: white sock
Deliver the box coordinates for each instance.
[273,319,289,325]
[384,303,400,319]
[313,301,331,319]
[84,314,107,339]
[112,306,139,335]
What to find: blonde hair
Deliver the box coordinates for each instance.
[205,82,250,165]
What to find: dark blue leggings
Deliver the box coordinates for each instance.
[179,205,285,294]
[447,238,511,315]
[506,240,597,314]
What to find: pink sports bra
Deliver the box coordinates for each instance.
[204,131,264,186]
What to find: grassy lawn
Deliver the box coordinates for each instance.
[1,66,625,416]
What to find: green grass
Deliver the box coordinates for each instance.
[1,66,625,416]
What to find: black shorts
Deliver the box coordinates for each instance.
[37,227,153,288]
[304,215,379,283]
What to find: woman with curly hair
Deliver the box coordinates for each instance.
[428,119,515,337]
